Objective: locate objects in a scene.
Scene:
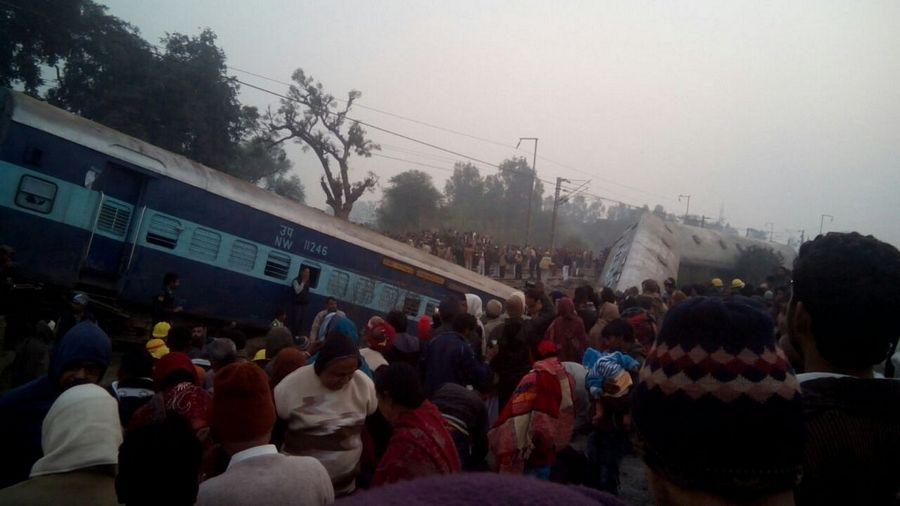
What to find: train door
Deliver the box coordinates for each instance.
[80,162,147,285]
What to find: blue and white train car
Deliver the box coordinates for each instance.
[0,90,514,331]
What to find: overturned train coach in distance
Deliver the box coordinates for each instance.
[600,212,796,291]
[0,90,514,331]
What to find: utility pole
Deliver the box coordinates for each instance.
[700,215,707,228]
[800,229,805,244]
[678,194,691,221]
[517,137,539,247]
[819,214,833,235]
[549,177,569,252]
[765,222,775,242]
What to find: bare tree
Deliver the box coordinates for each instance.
[266,68,379,219]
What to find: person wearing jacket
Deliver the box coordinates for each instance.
[420,298,493,396]
[0,321,112,488]
[0,383,122,505]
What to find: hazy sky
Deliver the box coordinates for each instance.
[102,0,900,246]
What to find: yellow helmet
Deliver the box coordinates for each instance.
[146,338,170,360]
[711,278,724,288]
[252,348,267,362]
[152,321,171,339]
[731,278,746,289]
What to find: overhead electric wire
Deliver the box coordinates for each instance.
[234,77,663,211]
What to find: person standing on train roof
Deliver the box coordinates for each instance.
[310,297,346,342]
[291,267,311,337]
[152,272,183,323]
[0,321,112,488]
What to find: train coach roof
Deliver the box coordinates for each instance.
[7,91,515,300]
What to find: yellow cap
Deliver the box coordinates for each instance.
[146,338,170,359]
[731,278,746,289]
[152,321,171,339]
[711,278,723,288]
[252,348,267,362]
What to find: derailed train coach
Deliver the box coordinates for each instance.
[600,211,796,291]
[0,90,514,331]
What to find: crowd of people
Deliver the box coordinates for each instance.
[390,228,602,281]
[0,231,898,505]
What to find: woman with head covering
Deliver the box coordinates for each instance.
[588,287,620,349]
[488,341,576,478]
[128,352,212,437]
[361,316,395,372]
[372,363,460,486]
[273,332,378,496]
[545,298,588,363]
[0,384,122,505]
[465,293,486,356]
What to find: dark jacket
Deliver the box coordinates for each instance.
[420,330,491,396]
[0,322,111,488]
[489,317,532,410]
[797,376,900,506]
[432,383,489,471]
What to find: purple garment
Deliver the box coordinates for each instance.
[337,473,627,506]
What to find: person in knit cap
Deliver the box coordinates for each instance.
[128,352,211,438]
[199,363,333,506]
[269,347,309,389]
[489,340,576,478]
[0,383,122,505]
[0,321,112,488]
[116,416,202,506]
[632,296,804,505]
[273,331,377,496]
[372,362,461,486]
[787,232,900,505]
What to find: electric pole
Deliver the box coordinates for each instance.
[517,137,539,247]
[819,214,833,235]
[678,194,691,221]
[765,222,775,242]
[549,177,569,252]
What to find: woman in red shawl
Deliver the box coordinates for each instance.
[488,340,575,478]
[128,352,211,437]
[372,363,460,486]
[545,297,588,363]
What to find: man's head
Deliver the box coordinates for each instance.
[211,363,276,454]
[600,318,635,352]
[52,321,112,390]
[374,362,425,423]
[163,272,180,290]
[325,297,338,313]
[788,232,900,376]
[642,279,661,295]
[384,310,408,333]
[505,296,524,320]
[167,326,192,353]
[485,299,503,319]
[663,277,676,294]
[190,324,206,347]
[70,292,88,314]
[207,338,237,371]
[452,313,478,340]
[265,326,294,358]
[524,288,543,317]
[438,296,462,323]
[632,297,803,504]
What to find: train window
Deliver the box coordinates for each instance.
[378,286,400,311]
[146,214,182,249]
[15,175,57,214]
[189,228,221,261]
[424,301,437,317]
[402,295,422,317]
[96,200,132,237]
[228,240,258,272]
[299,264,321,288]
[264,251,291,280]
[327,270,350,299]
[353,277,376,306]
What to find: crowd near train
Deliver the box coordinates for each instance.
[0,89,899,506]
